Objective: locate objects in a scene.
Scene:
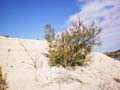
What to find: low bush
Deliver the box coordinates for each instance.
[44,19,102,67]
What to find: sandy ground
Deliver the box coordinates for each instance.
[0,36,120,90]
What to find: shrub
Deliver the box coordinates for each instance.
[44,24,55,43]
[0,66,8,90]
[44,19,102,67]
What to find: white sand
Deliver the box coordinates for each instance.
[0,36,120,90]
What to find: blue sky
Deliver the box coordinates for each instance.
[0,0,79,39]
[0,0,120,52]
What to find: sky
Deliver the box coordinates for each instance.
[0,0,120,52]
[0,0,79,39]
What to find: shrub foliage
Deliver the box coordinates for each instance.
[0,66,8,90]
[44,20,102,67]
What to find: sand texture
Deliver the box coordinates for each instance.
[0,36,120,90]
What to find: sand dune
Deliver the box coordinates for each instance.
[0,36,120,90]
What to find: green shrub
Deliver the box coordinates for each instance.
[0,66,8,90]
[44,19,102,67]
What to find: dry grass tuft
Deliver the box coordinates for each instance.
[0,66,8,90]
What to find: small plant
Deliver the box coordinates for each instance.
[19,42,43,81]
[0,66,8,90]
[20,43,39,70]
[44,18,102,67]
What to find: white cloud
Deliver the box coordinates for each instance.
[69,0,120,52]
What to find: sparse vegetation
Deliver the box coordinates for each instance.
[44,24,55,43]
[20,43,40,70]
[0,66,8,90]
[114,69,120,83]
[105,50,120,58]
[2,35,10,38]
[19,42,43,81]
[44,19,102,67]
[98,80,120,90]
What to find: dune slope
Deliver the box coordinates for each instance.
[0,36,120,90]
